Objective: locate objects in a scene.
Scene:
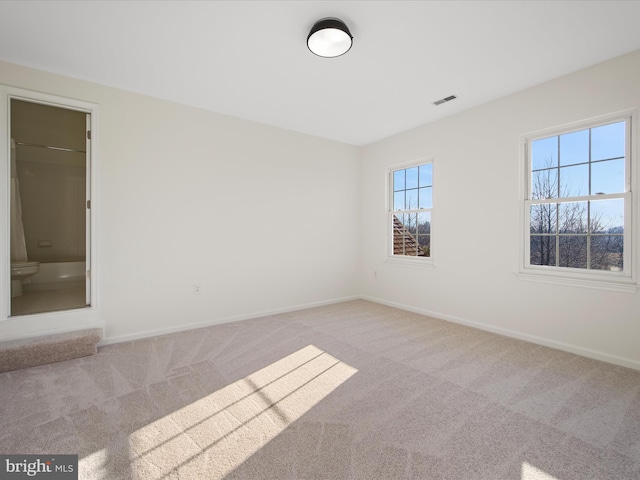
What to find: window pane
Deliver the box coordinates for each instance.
[393,191,405,210]
[530,235,556,266]
[531,169,558,199]
[560,129,589,166]
[406,189,418,209]
[406,167,419,189]
[405,213,418,256]
[392,213,420,256]
[526,118,629,277]
[390,162,433,260]
[558,236,587,269]
[419,164,433,187]
[590,198,624,234]
[558,202,587,234]
[392,214,406,255]
[532,136,558,170]
[418,187,432,209]
[591,158,625,195]
[417,212,431,234]
[530,204,557,234]
[393,170,405,191]
[417,235,431,257]
[591,121,625,161]
[559,164,589,197]
[591,235,624,271]
[403,213,417,233]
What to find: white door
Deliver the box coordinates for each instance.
[85,113,91,306]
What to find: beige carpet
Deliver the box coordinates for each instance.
[0,328,102,373]
[1,300,639,479]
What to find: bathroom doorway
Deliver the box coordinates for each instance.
[9,98,91,316]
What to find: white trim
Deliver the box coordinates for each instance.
[85,112,92,306]
[0,85,100,330]
[384,256,435,269]
[18,291,636,372]
[515,272,637,293]
[99,295,360,346]
[526,192,626,205]
[524,109,638,143]
[386,158,434,263]
[361,295,640,372]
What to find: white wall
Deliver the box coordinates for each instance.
[0,60,360,343]
[360,49,640,369]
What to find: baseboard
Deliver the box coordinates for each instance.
[361,295,640,372]
[101,293,640,372]
[100,295,360,346]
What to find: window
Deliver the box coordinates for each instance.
[389,161,433,261]
[522,114,636,290]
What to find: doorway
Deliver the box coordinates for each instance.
[9,98,91,316]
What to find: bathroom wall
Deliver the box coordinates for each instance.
[11,100,86,151]
[0,60,361,342]
[12,101,87,263]
[15,147,86,262]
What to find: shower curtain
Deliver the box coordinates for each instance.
[10,138,28,262]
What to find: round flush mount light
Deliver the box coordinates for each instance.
[307,17,353,58]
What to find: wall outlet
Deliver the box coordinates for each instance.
[193,284,201,295]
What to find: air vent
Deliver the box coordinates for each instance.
[433,95,457,106]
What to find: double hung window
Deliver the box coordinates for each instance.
[389,162,433,261]
[522,114,635,290]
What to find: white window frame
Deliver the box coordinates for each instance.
[518,111,638,293]
[386,159,434,267]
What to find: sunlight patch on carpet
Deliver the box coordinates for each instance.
[522,461,561,480]
[78,448,108,479]
[126,345,357,479]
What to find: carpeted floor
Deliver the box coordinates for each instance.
[1,300,639,479]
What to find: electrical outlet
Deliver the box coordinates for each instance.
[193,284,201,295]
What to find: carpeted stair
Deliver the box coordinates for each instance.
[0,328,102,373]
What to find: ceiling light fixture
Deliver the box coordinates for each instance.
[307,17,353,58]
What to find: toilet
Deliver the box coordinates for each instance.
[11,261,40,297]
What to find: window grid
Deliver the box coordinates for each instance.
[526,118,630,275]
[390,162,433,259]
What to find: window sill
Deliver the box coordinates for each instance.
[385,256,435,270]
[516,271,638,293]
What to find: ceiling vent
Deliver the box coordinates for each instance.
[433,95,457,106]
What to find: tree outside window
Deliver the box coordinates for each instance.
[527,119,628,274]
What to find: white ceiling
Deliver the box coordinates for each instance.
[1,1,640,146]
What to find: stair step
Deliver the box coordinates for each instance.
[0,328,102,373]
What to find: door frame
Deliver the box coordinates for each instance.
[0,85,99,322]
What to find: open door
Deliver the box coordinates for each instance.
[85,113,91,306]
[9,98,91,316]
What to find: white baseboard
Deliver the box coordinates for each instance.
[100,293,640,372]
[99,295,360,346]
[361,295,640,372]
